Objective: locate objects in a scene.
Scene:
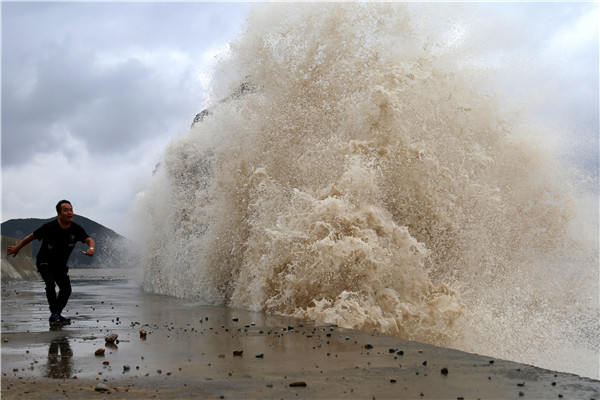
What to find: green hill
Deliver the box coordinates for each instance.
[1,216,138,268]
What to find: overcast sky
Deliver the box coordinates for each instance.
[1,2,598,238]
[1,2,251,236]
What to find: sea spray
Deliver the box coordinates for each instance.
[134,3,598,378]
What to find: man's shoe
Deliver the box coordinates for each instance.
[49,313,60,324]
[58,315,71,325]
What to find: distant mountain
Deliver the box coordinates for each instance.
[1,216,138,268]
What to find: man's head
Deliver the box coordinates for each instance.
[56,200,74,226]
[56,200,72,214]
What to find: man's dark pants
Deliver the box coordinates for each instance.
[37,264,72,315]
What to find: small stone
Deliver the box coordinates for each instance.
[123,365,130,371]
[139,329,147,338]
[95,383,109,392]
[95,348,105,356]
[233,350,243,356]
[255,353,264,358]
[105,334,118,343]
[289,382,307,387]
[103,361,110,366]
[364,344,373,349]
[441,367,449,375]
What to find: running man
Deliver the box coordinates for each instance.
[7,200,95,326]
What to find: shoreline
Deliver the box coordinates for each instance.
[2,270,599,399]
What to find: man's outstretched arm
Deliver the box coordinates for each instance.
[7,233,35,257]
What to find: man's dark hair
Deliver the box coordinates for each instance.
[56,200,72,214]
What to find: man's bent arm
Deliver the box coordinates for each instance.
[7,233,35,257]
[83,237,95,257]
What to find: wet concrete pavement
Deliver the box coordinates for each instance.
[2,269,599,399]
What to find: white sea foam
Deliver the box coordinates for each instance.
[134,3,599,379]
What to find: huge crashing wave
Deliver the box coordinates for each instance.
[134,3,598,378]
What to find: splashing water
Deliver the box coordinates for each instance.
[134,4,599,378]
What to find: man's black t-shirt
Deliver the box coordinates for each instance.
[33,220,89,268]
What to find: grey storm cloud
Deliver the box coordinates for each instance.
[2,2,248,167]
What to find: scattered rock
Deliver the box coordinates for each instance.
[255,353,264,358]
[364,344,373,349]
[105,333,118,343]
[441,367,449,375]
[94,383,109,392]
[95,348,105,356]
[123,365,130,372]
[233,350,243,356]
[139,329,147,338]
[289,381,307,387]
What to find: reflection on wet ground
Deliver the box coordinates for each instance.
[45,335,73,379]
[1,269,318,380]
[1,270,152,379]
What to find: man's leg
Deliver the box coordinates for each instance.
[37,263,59,315]
[54,269,72,316]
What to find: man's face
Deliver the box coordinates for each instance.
[58,203,74,224]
